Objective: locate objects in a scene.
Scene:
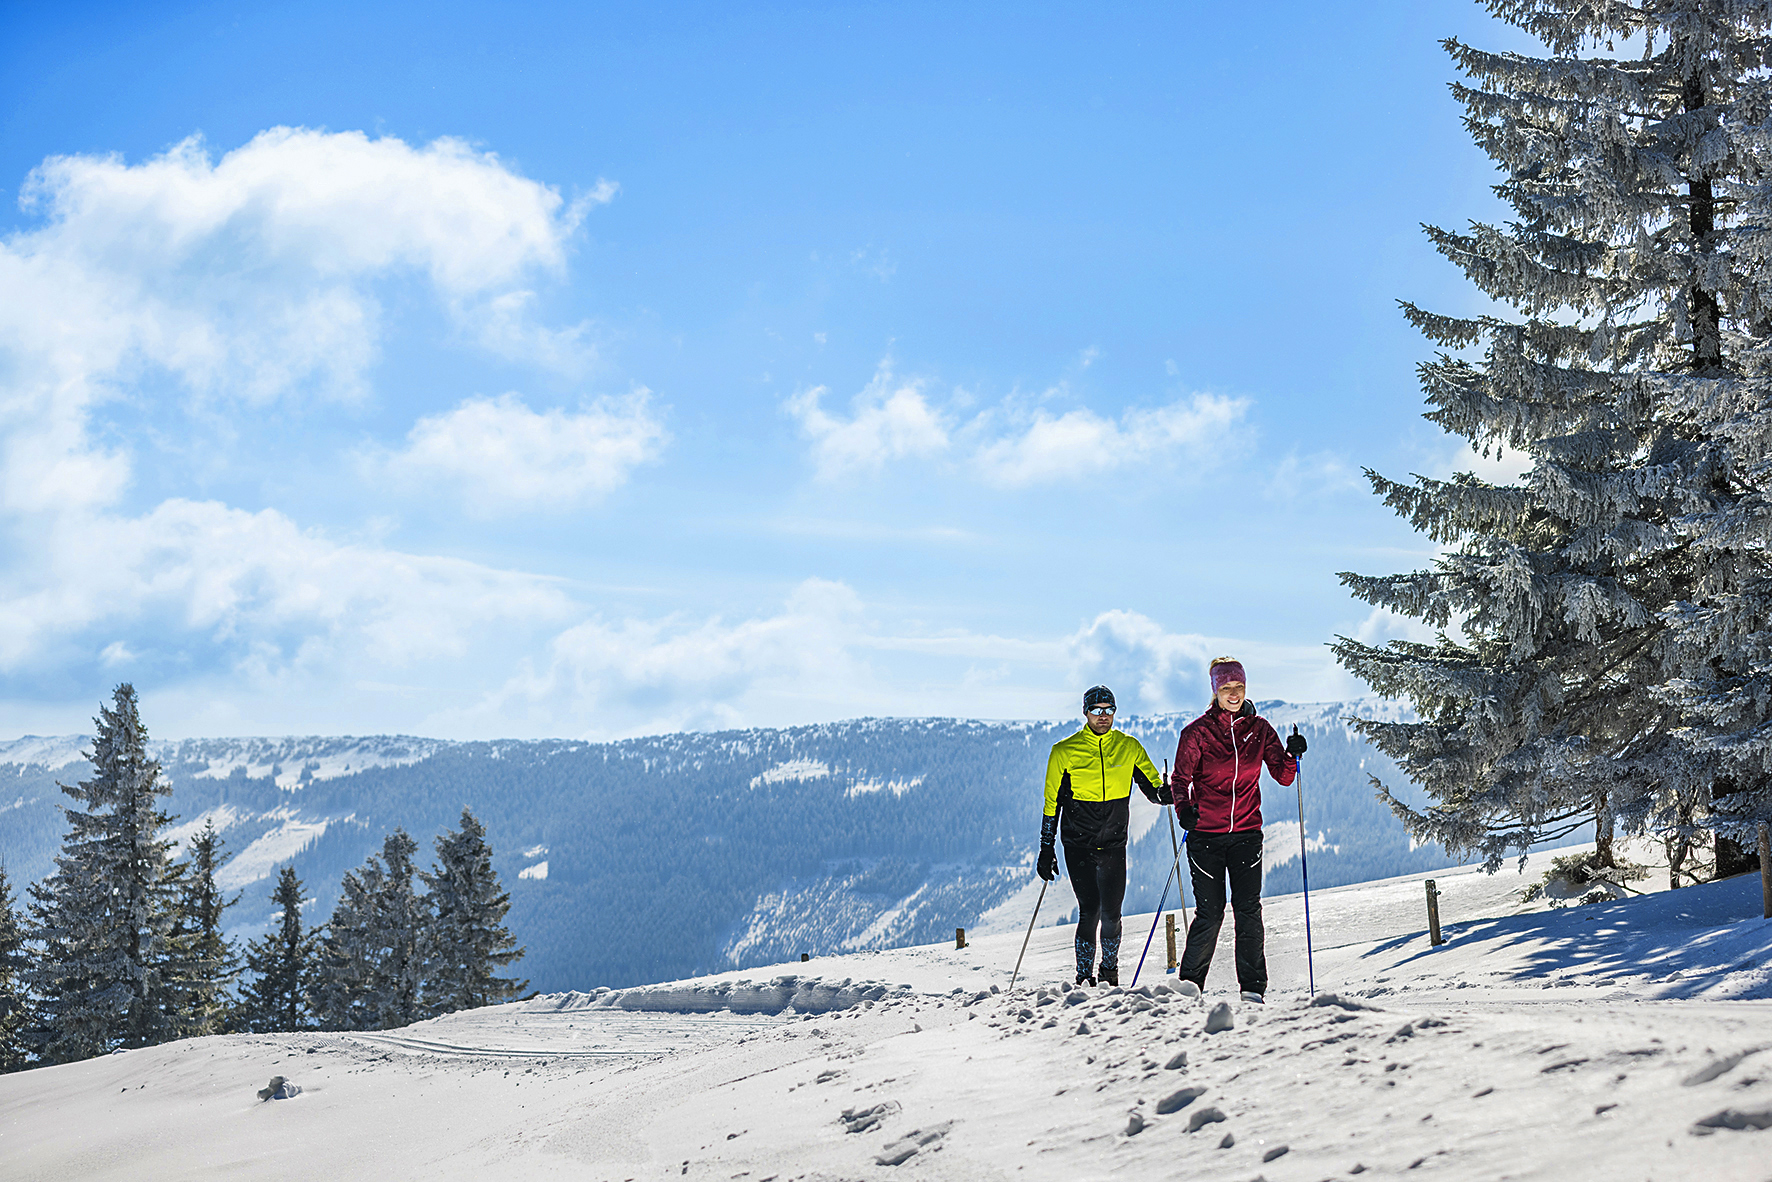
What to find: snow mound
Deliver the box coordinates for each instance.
[526,975,908,1015]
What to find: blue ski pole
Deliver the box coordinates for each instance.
[1293,725,1316,996]
[1130,860,1175,987]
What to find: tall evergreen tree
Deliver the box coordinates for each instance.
[0,864,31,1073]
[27,684,184,1061]
[235,866,315,1033]
[168,821,239,1037]
[422,809,527,1014]
[1334,2,1772,872]
[312,830,430,1030]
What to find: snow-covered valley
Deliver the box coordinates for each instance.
[5,847,1768,1181]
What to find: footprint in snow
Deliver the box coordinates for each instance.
[875,1121,952,1165]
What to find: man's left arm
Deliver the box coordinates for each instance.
[1128,737,1171,804]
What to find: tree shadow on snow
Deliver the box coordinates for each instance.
[1358,873,1772,1000]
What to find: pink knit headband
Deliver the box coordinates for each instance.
[1209,661,1246,693]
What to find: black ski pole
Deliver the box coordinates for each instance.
[1009,879,1048,993]
[1293,725,1316,996]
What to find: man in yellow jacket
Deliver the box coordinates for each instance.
[1038,685,1167,986]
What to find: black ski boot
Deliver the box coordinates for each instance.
[1075,971,1096,987]
[1098,963,1119,987]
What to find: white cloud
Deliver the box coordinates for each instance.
[787,359,1252,489]
[971,393,1250,488]
[786,362,949,480]
[0,496,574,672]
[462,578,876,736]
[1064,610,1212,713]
[0,128,596,684]
[380,390,667,513]
[1437,439,1534,485]
[1265,449,1365,502]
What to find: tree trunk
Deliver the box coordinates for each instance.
[1594,791,1616,869]
[1713,777,1758,878]
[1685,74,1724,375]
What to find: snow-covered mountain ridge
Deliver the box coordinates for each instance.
[0,700,1474,994]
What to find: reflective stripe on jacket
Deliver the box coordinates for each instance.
[1170,702,1296,833]
[1043,727,1162,849]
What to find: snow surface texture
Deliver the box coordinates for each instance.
[4,846,1769,1180]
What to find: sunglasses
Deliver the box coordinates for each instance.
[1087,706,1115,716]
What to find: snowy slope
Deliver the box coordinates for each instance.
[3,841,1768,1181]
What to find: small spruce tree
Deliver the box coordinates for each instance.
[0,864,31,1073]
[168,821,239,1037]
[27,684,184,1061]
[235,867,315,1033]
[312,830,431,1031]
[422,809,527,1014]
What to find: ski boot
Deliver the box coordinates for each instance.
[1097,936,1121,987]
[1074,937,1096,987]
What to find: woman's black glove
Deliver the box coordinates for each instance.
[1173,799,1199,830]
[1285,726,1307,759]
[1037,845,1059,882]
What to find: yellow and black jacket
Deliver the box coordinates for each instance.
[1043,727,1163,850]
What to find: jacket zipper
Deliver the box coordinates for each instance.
[1228,712,1240,831]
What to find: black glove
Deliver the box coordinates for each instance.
[1286,726,1307,759]
[1037,844,1059,882]
[1174,799,1199,831]
[1136,774,1172,805]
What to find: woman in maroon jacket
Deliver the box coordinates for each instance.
[1168,657,1306,1001]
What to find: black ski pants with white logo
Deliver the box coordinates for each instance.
[1178,829,1265,994]
[1063,841,1126,957]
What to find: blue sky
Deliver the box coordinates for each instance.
[0,1,1535,740]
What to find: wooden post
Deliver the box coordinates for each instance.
[1165,913,1178,972]
[1759,822,1771,920]
[956,927,967,950]
[801,952,809,962]
[1425,879,1445,947]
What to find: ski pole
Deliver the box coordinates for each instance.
[1165,759,1190,935]
[1009,879,1049,993]
[1130,859,1176,987]
[1293,725,1315,996]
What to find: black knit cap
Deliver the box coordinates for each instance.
[1083,685,1115,711]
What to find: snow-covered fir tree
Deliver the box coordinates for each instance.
[235,866,315,1033]
[1335,2,1772,872]
[421,809,527,1014]
[168,821,239,1037]
[313,830,430,1031]
[26,684,184,1060]
[0,864,30,1073]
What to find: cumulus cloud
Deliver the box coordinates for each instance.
[787,360,1251,488]
[786,362,949,480]
[972,393,1249,488]
[0,128,600,689]
[380,391,667,513]
[460,578,876,736]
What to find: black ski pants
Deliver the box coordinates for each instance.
[1178,830,1266,994]
[1063,841,1126,953]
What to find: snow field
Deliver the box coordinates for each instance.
[3,850,1770,1180]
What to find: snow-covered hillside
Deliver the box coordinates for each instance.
[3,843,1767,1181]
[0,700,1512,993]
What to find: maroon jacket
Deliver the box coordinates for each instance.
[1169,702,1296,833]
